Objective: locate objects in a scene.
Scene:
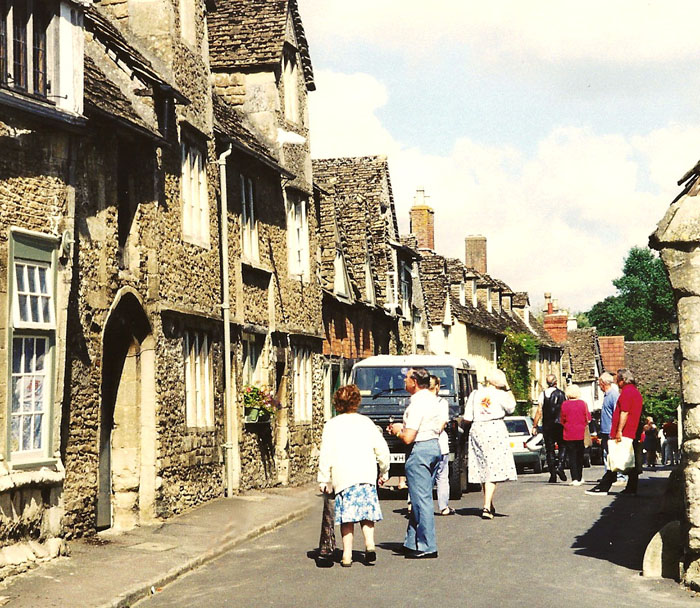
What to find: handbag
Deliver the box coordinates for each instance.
[607,437,635,472]
[525,433,544,452]
[583,424,592,448]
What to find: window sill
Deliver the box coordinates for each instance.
[0,88,85,129]
[242,259,272,275]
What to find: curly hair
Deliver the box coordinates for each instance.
[333,384,362,414]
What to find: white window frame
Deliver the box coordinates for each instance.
[471,279,478,308]
[181,140,210,248]
[292,346,312,423]
[282,50,299,123]
[287,194,309,281]
[0,1,83,114]
[184,330,214,429]
[459,282,466,306]
[242,332,263,386]
[332,250,349,297]
[490,341,497,363]
[8,231,57,465]
[399,261,411,316]
[240,174,259,262]
[486,286,492,313]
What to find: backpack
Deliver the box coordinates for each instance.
[542,388,566,427]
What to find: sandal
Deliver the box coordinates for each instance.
[481,508,494,520]
[439,507,455,516]
[341,559,352,568]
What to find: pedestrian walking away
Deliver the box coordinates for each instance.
[430,375,454,516]
[464,368,517,520]
[318,384,390,567]
[586,368,644,496]
[559,384,591,486]
[662,419,679,466]
[532,374,568,483]
[387,367,442,559]
[643,416,659,469]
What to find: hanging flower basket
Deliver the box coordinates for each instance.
[243,385,279,424]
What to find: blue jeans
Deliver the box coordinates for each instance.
[404,439,441,553]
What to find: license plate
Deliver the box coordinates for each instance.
[390,453,405,463]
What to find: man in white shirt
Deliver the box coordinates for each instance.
[387,367,441,559]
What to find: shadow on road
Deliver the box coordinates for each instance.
[571,475,672,570]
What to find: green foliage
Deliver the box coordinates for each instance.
[574,311,591,329]
[498,330,539,401]
[642,389,680,424]
[586,247,675,340]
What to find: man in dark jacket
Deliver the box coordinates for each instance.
[532,374,567,483]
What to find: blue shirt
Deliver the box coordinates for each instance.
[600,384,619,434]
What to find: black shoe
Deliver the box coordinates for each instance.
[585,486,608,495]
[365,550,377,564]
[405,550,438,559]
[548,474,557,484]
[557,468,567,482]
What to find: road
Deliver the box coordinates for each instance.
[136,466,694,608]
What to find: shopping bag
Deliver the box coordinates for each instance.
[525,433,544,452]
[607,437,635,472]
[583,424,592,448]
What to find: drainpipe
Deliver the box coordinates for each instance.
[218,144,240,495]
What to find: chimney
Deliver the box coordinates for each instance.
[410,189,435,250]
[542,293,569,343]
[465,235,487,274]
[544,292,553,314]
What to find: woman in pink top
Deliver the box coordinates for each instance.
[559,384,591,486]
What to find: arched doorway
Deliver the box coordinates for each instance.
[98,291,156,531]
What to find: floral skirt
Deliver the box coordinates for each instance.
[468,419,518,484]
[334,483,383,525]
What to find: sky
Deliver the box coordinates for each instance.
[298,0,700,313]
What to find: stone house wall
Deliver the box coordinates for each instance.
[0,111,75,572]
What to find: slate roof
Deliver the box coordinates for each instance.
[213,94,279,165]
[84,54,158,138]
[563,328,602,384]
[313,156,400,307]
[624,341,681,395]
[208,0,315,90]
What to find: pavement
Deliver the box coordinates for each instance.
[0,484,318,608]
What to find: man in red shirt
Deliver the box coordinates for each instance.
[586,368,643,495]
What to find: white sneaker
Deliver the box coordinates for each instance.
[570,480,582,486]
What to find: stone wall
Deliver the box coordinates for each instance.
[651,180,700,589]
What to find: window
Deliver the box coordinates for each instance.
[332,250,350,297]
[459,282,466,306]
[490,341,497,363]
[181,140,209,247]
[287,194,309,280]
[399,261,411,315]
[486,286,492,313]
[240,175,258,261]
[282,51,299,123]
[242,333,263,386]
[183,330,213,428]
[471,279,477,307]
[364,258,375,304]
[385,270,398,310]
[292,346,312,423]
[9,231,56,463]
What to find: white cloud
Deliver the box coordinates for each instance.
[308,69,698,312]
[300,0,700,65]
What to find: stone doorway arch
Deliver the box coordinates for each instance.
[98,290,156,531]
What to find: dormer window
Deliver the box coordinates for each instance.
[471,279,477,307]
[0,1,83,113]
[486,286,492,313]
[459,282,466,306]
[333,250,350,297]
[364,258,375,304]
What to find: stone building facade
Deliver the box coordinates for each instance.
[0,0,326,579]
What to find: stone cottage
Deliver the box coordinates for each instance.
[208,0,324,491]
[0,0,325,577]
[312,155,420,408]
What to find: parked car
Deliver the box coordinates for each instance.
[505,416,546,473]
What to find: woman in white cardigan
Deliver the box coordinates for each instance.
[318,384,390,567]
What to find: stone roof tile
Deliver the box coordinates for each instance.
[624,341,681,395]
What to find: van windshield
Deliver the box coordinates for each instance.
[354,366,455,397]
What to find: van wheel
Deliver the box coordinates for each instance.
[449,456,463,500]
[533,458,543,474]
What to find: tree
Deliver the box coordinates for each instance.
[586,247,675,341]
[498,330,539,402]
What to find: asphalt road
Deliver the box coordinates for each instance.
[136,466,695,608]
